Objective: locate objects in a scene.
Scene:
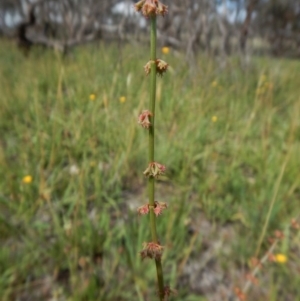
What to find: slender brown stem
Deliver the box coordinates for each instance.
[148,15,165,300]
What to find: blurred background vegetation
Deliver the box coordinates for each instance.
[1,1,300,301]
[1,0,300,59]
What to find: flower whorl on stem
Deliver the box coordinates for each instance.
[134,0,168,17]
[143,162,166,178]
[138,110,153,129]
[144,59,169,76]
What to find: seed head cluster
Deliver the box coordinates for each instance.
[143,162,166,178]
[138,110,153,129]
[140,242,164,260]
[144,59,169,76]
[134,0,168,17]
[137,201,168,216]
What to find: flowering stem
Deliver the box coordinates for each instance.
[148,15,165,300]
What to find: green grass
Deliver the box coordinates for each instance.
[0,38,300,300]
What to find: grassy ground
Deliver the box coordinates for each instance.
[0,38,300,301]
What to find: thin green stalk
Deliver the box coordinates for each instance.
[255,151,291,257]
[149,15,157,166]
[148,15,165,300]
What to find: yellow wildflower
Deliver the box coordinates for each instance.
[90,161,97,167]
[211,81,218,88]
[119,96,126,103]
[260,74,267,83]
[22,175,33,184]
[162,46,170,54]
[211,116,218,122]
[274,253,287,264]
[89,93,96,101]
